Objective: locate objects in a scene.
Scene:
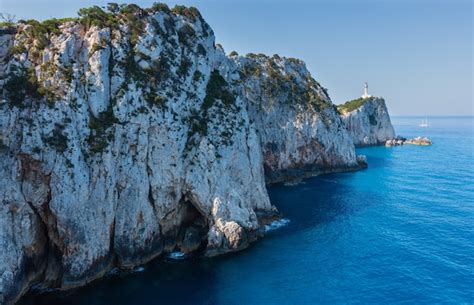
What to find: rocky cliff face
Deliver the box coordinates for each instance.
[234,54,359,183]
[338,97,396,146]
[0,4,361,304]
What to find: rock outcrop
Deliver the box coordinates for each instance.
[0,4,363,304]
[385,136,432,147]
[233,54,360,183]
[405,137,432,146]
[338,97,396,146]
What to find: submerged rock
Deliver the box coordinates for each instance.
[338,97,396,146]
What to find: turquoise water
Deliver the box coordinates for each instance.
[21,117,474,304]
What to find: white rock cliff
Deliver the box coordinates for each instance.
[338,97,396,146]
[0,4,370,304]
[234,54,360,183]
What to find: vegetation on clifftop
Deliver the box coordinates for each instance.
[337,97,368,114]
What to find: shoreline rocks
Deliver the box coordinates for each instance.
[385,136,432,147]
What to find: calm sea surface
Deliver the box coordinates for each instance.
[21,116,474,305]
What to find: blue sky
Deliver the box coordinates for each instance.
[1,0,472,115]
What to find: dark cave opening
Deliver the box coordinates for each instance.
[175,199,209,254]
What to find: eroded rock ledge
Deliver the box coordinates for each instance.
[0,4,366,304]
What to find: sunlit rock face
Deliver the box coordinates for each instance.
[233,54,359,183]
[339,97,396,146]
[0,4,360,304]
[0,6,275,303]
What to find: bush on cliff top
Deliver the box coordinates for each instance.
[23,18,77,50]
[337,97,368,114]
[171,5,202,21]
[78,3,202,29]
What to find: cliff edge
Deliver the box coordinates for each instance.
[234,53,359,183]
[338,97,395,146]
[0,4,364,304]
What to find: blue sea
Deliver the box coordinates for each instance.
[21,117,474,305]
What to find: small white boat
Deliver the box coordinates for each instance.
[419,118,429,127]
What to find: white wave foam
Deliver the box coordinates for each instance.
[133,266,145,273]
[168,251,187,260]
[265,218,290,232]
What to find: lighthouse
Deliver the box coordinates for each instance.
[361,82,372,99]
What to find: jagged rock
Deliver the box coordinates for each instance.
[385,136,432,147]
[338,97,396,146]
[405,136,432,146]
[385,139,404,147]
[356,155,368,168]
[0,4,364,304]
[234,54,360,183]
[0,154,48,305]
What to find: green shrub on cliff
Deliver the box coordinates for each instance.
[4,67,43,108]
[43,123,68,152]
[203,69,235,110]
[23,18,76,50]
[87,103,118,154]
[337,97,367,114]
[178,57,192,77]
[145,92,166,108]
[193,70,202,82]
[148,3,171,14]
[78,6,117,29]
[171,5,201,21]
[78,4,145,46]
[186,69,237,150]
[177,24,196,46]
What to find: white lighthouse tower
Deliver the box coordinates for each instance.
[361,82,372,99]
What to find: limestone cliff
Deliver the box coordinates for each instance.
[0,4,361,304]
[338,97,396,146]
[233,54,360,183]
